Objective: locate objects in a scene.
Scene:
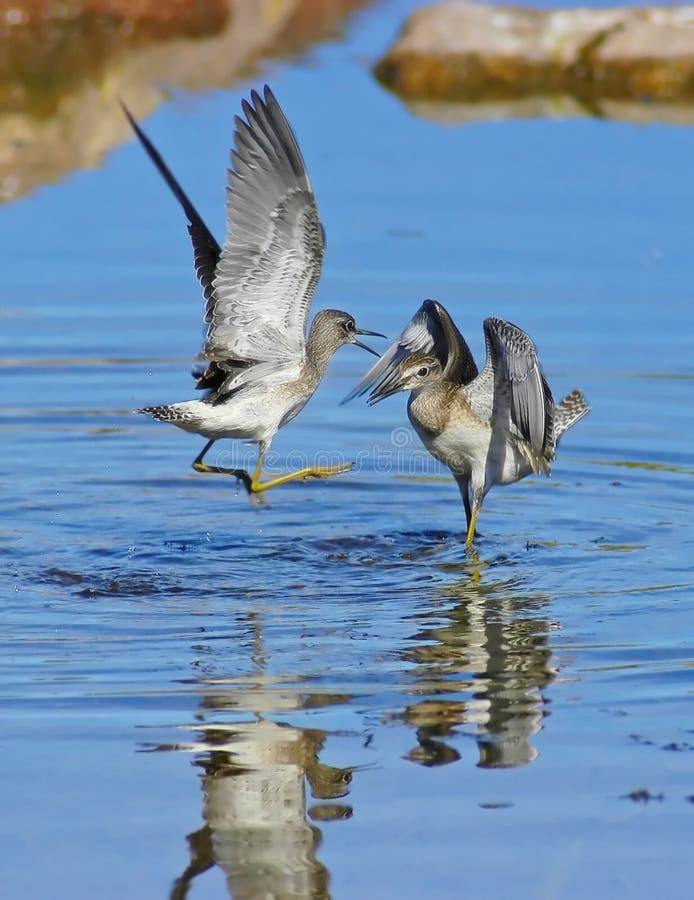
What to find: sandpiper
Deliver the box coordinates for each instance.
[122,86,383,494]
[345,300,589,546]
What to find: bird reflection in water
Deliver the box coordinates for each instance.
[153,610,355,900]
[167,689,354,900]
[396,577,556,769]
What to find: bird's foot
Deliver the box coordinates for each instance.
[231,469,254,495]
[194,461,354,497]
[244,461,354,494]
[192,461,216,473]
[192,460,255,495]
[465,543,482,563]
[300,461,354,482]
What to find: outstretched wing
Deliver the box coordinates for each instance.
[120,100,220,310]
[481,317,555,473]
[342,299,477,404]
[121,100,246,393]
[208,85,325,367]
[433,301,479,384]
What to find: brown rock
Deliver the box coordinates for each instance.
[374,1,694,106]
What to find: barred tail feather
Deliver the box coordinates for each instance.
[137,405,186,423]
[553,390,590,442]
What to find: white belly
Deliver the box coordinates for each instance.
[414,417,491,476]
[166,383,306,444]
[415,416,533,491]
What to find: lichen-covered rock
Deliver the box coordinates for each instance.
[374,2,694,103]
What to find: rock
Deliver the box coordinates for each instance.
[374,1,694,106]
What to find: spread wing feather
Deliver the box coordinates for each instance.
[123,86,324,391]
[208,85,325,366]
[120,100,221,308]
[342,299,477,404]
[482,317,555,473]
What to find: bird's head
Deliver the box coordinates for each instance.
[311,309,385,356]
[367,352,443,405]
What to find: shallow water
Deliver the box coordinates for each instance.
[2,1,694,897]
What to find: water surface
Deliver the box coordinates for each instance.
[2,2,693,897]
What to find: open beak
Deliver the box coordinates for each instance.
[352,328,386,357]
[341,338,407,405]
[366,368,406,406]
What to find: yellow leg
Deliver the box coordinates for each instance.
[192,439,222,473]
[465,513,478,548]
[192,461,231,474]
[249,455,353,494]
[465,509,483,576]
[192,442,352,495]
[192,439,254,488]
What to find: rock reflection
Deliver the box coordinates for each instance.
[0,0,369,202]
[399,577,556,769]
[165,686,353,900]
[397,96,694,128]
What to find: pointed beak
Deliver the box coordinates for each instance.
[355,328,387,338]
[341,338,407,406]
[352,338,380,357]
[352,328,386,357]
[366,368,406,406]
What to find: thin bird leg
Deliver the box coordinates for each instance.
[455,477,483,567]
[454,475,473,531]
[463,491,472,528]
[466,492,484,550]
[191,439,217,472]
[465,510,479,549]
[191,439,253,490]
[462,486,472,530]
[248,454,353,494]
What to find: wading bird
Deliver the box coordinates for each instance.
[345,300,589,546]
[123,86,383,495]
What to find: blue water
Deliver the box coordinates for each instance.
[2,1,693,897]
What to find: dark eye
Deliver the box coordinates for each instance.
[417,367,429,377]
[343,319,355,333]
